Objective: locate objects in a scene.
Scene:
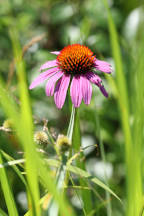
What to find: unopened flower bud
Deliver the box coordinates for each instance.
[56,134,71,153]
[34,131,48,145]
[3,119,13,131]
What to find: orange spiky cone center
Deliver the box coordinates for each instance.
[57,44,95,75]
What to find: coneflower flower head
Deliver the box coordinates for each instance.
[29,44,112,109]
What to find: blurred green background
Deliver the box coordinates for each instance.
[0,0,144,215]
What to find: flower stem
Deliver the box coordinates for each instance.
[67,105,75,142]
[47,105,76,216]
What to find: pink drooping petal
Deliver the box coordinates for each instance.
[50,51,61,55]
[99,85,108,97]
[54,74,70,109]
[45,71,64,96]
[94,59,112,74]
[86,71,108,97]
[81,76,92,105]
[39,60,57,71]
[85,71,102,85]
[70,76,82,108]
[29,67,59,89]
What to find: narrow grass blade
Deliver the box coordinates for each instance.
[0,151,26,187]
[0,152,18,216]
[94,110,112,216]
[9,28,41,215]
[71,108,92,214]
[131,24,144,216]
[102,1,137,215]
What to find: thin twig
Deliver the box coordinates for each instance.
[22,33,46,57]
[7,33,46,88]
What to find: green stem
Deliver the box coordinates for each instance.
[47,105,76,216]
[95,110,112,216]
[71,108,93,214]
[67,105,75,142]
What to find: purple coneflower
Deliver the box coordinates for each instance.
[29,44,111,109]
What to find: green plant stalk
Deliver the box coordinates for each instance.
[131,26,144,215]
[47,105,76,216]
[102,1,143,215]
[9,28,41,216]
[72,108,93,214]
[94,111,112,216]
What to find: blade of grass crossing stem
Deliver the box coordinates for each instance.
[37,156,75,216]
[45,159,121,202]
[72,108,93,214]
[9,28,41,215]
[102,1,142,216]
[0,153,18,216]
[47,157,68,216]
[47,106,76,216]
[94,110,112,216]
[67,105,75,142]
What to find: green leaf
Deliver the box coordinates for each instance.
[45,159,122,203]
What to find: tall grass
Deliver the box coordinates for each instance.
[103,1,144,215]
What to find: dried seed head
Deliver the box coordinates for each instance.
[3,119,13,131]
[34,131,48,145]
[56,134,71,153]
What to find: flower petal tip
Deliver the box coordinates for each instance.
[95,59,112,74]
[50,51,60,55]
[29,84,34,90]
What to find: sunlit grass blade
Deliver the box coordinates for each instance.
[131,25,144,215]
[0,78,38,215]
[0,152,18,216]
[9,28,41,215]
